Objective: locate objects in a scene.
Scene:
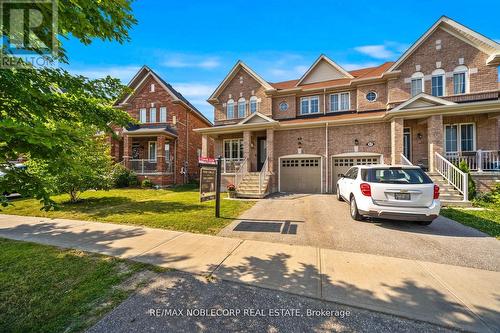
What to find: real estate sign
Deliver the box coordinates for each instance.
[199,167,216,202]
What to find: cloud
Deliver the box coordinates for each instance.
[161,54,221,69]
[268,65,308,79]
[68,65,141,83]
[354,42,409,60]
[171,82,217,98]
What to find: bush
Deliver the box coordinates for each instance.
[111,163,137,188]
[476,183,500,204]
[458,161,476,199]
[141,178,153,188]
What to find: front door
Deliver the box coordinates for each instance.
[403,127,411,161]
[257,137,267,171]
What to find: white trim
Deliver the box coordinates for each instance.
[366,91,378,102]
[238,111,277,125]
[296,55,353,86]
[390,93,456,112]
[278,155,324,193]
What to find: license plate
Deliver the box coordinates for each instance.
[394,193,410,200]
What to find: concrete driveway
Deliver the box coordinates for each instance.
[218,194,500,271]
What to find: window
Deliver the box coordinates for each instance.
[410,72,424,96]
[453,65,468,94]
[431,69,445,97]
[149,107,157,123]
[165,143,171,160]
[139,108,146,123]
[329,92,350,112]
[250,96,258,113]
[362,168,432,184]
[238,98,246,118]
[148,141,157,160]
[445,123,475,153]
[223,138,243,160]
[150,84,155,92]
[366,91,377,102]
[159,107,167,123]
[226,99,234,119]
[300,96,319,114]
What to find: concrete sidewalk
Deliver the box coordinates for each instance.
[0,214,498,332]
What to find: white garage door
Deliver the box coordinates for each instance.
[332,155,380,193]
[280,157,321,193]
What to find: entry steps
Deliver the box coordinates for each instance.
[236,172,270,199]
[426,172,472,207]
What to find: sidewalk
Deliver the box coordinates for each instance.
[0,214,498,332]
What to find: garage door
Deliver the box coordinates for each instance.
[332,156,380,193]
[280,157,321,193]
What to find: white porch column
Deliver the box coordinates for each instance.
[201,134,209,157]
[266,128,274,174]
[427,115,443,172]
[391,118,404,165]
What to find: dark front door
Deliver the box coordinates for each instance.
[403,128,411,161]
[257,137,267,171]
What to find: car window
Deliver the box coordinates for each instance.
[345,167,358,179]
[361,167,432,184]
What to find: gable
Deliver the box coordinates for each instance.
[391,93,455,112]
[297,55,353,86]
[238,112,276,125]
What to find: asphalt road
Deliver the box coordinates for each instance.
[218,194,500,271]
[88,271,456,333]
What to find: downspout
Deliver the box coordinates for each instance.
[174,140,177,184]
[325,123,329,193]
[186,109,189,184]
[323,88,326,115]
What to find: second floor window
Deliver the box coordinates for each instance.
[300,96,319,115]
[330,92,350,112]
[250,96,258,113]
[410,72,424,97]
[453,66,468,95]
[227,99,234,119]
[431,69,445,97]
[139,108,146,123]
[149,107,157,123]
[238,98,246,118]
[159,107,167,122]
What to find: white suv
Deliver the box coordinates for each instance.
[336,165,441,225]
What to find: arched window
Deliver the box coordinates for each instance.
[453,65,468,94]
[431,69,445,97]
[238,97,246,118]
[410,72,424,96]
[249,96,258,113]
[226,99,234,119]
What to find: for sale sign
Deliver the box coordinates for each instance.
[200,167,216,202]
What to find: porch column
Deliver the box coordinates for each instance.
[391,118,404,165]
[266,128,274,174]
[243,130,251,172]
[156,135,166,173]
[427,115,443,172]
[123,134,132,169]
[201,134,209,157]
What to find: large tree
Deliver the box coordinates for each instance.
[0,0,137,209]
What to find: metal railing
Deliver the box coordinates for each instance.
[435,152,468,202]
[129,159,173,174]
[258,157,269,195]
[400,153,413,166]
[222,158,244,174]
[446,150,500,172]
[234,158,248,189]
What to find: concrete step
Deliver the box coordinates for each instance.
[236,192,268,199]
[440,200,473,207]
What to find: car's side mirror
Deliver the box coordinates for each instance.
[338,173,344,178]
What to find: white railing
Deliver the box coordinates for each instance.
[400,153,413,166]
[258,157,269,195]
[435,152,468,202]
[234,158,248,189]
[222,158,244,174]
[445,150,500,172]
[130,159,173,174]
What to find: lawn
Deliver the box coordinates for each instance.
[441,202,500,239]
[1,185,254,234]
[0,238,153,333]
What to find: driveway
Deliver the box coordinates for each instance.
[218,194,500,271]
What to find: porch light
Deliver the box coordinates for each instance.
[417,133,423,140]
[354,139,359,146]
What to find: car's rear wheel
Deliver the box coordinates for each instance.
[336,186,343,201]
[350,196,362,221]
[416,220,433,226]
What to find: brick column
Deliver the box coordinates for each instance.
[266,128,274,174]
[201,134,209,157]
[243,130,251,172]
[427,115,443,172]
[156,135,166,173]
[391,118,404,165]
[214,136,223,157]
[123,134,132,168]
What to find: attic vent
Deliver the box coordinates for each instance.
[151,84,155,92]
[239,76,243,84]
[435,39,442,50]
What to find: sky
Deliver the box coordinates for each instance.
[63,0,500,121]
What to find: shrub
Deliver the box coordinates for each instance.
[111,163,137,188]
[141,178,153,188]
[477,183,500,204]
[458,160,476,199]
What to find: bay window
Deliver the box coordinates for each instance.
[300,96,319,115]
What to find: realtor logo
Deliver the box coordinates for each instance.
[0,0,58,68]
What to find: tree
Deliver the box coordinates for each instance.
[0,0,137,209]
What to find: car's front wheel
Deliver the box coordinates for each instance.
[336,186,343,201]
[350,196,362,221]
[416,220,433,226]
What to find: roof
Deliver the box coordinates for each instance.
[295,55,353,86]
[115,66,212,126]
[279,110,387,125]
[123,123,178,137]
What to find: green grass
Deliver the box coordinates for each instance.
[441,202,500,239]
[0,238,150,333]
[1,185,254,234]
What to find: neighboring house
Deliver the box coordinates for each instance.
[195,16,500,201]
[112,66,213,186]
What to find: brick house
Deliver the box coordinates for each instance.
[112,66,213,186]
[195,16,500,202]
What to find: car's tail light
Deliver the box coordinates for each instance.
[433,185,440,199]
[360,183,371,197]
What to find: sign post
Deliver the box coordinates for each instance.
[198,156,222,217]
[215,156,222,218]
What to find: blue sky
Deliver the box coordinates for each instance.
[64,0,500,121]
